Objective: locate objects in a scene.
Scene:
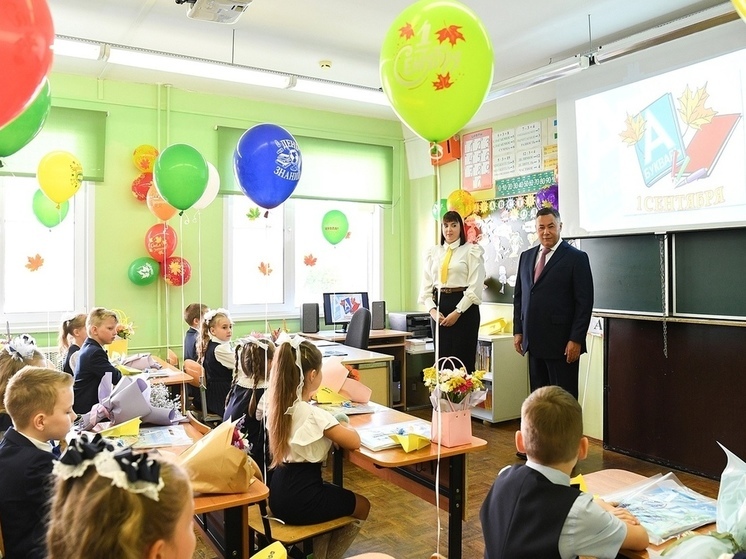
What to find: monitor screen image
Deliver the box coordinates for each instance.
[322,292,369,333]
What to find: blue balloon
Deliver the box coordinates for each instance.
[233,124,302,210]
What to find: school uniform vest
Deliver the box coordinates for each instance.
[203,341,233,415]
[480,464,580,559]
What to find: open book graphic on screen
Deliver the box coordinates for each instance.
[680,113,741,184]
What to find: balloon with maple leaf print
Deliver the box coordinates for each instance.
[380,0,494,142]
[131,172,153,202]
[144,223,177,263]
[162,256,191,286]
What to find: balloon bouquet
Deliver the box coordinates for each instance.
[379,0,493,222]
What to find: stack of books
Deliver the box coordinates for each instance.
[405,338,434,353]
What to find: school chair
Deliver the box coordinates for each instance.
[186,410,212,435]
[166,348,179,368]
[344,308,371,350]
[248,500,356,559]
[182,359,222,426]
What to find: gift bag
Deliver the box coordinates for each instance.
[431,409,472,448]
[177,420,255,494]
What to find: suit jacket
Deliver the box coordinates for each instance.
[73,337,122,414]
[183,327,199,362]
[513,240,594,359]
[0,428,55,559]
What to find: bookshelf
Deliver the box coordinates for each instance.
[472,335,528,424]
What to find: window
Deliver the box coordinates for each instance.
[0,176,90,329]
[225,197,381,318]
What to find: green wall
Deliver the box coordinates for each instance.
[47,73,406,358]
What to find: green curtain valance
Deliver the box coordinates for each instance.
[0,106,107,182]
[217,126,393,204]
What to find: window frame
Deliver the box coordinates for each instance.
[0,177,93,332]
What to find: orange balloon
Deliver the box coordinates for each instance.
[447,189,476,218]
[133,144,159,173]
[146,184,177,221]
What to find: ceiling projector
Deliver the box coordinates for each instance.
[178,0,252,24]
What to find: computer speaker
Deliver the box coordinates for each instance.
[300,303,319,333]
[371,301,386,330]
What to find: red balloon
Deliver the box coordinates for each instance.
[131,172,153,202]
[1,0,55,128]
[144,223,177,263]
[162,256,192,286]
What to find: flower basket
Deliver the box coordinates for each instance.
[423,356,487,448]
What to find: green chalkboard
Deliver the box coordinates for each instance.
[578,235,664,314]
[674,228,746,318]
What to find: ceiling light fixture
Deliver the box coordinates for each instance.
[293,77,388,106]
[107,46,292,89]
[485,55,591,102]
[53,35,388,105]
[53,37,104,60]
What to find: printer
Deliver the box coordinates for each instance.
[388,311,432,338]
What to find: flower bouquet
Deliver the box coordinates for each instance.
[423,357,487,447]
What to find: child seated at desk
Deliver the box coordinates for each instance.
[480,386,649,559]
[0,366,75,559]
[58,313,86,376]
[224,335,275,478]
[183,302,208,362]
[47,435,195,559]
[73,307,123,415]
[0,335,46,435]
[267,337,369,559]
[197,307,234,417]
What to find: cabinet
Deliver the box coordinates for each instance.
[471,335,528,424]
[405,348,435,410]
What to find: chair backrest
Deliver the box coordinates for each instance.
[167,348,179,368]
[344,308,371,350]
[183,359,204,388]
[186,410,212,435]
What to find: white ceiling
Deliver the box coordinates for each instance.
[48,0,731,127]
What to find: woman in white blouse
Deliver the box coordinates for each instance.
[420,210,486,373]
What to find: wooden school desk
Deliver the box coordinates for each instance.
[583,469,716,559]
[159,421,269,559]
[305,329,411,408]
[332,406,487,559]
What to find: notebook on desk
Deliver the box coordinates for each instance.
[356,419,431,451]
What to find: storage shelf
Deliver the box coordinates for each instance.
[471,336,528,424]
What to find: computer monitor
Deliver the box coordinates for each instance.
[322,292,370,333]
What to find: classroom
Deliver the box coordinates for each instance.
[2,1,746,558]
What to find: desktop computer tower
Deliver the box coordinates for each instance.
[371,301,386,330]
[300,303,319,333]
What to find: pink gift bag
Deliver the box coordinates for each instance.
[431,409,472,448]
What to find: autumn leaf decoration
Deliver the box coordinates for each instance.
[258,262,272,276]
[433,73,454,90]
[246,207,261,220]
[399,22,415,40]
[619,113,646,146]
[678,83,717,131]
[436,25,465,46]
[303,254,317,267]
[26,254,44,272]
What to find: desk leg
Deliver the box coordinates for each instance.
[332,447,344,487]
[448,455,464,559]
[194,506,247,559]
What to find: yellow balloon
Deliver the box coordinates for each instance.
[37,151,83,205]
[447,189,475,218]
[380,0,494,142]
[133,144,159,173]
[733,0,746,21]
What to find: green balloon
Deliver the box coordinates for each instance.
[432,199,447,220]
[127,256,161,286]
[0,79,51,158]
[32,189,68,228]
[153,143,209,211]
[321,210,349,245]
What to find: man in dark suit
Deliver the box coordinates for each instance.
[513,207,594,399]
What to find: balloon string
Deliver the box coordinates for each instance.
[434,161,443,558]
[162,221,170,373]
[178,213,186,413]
